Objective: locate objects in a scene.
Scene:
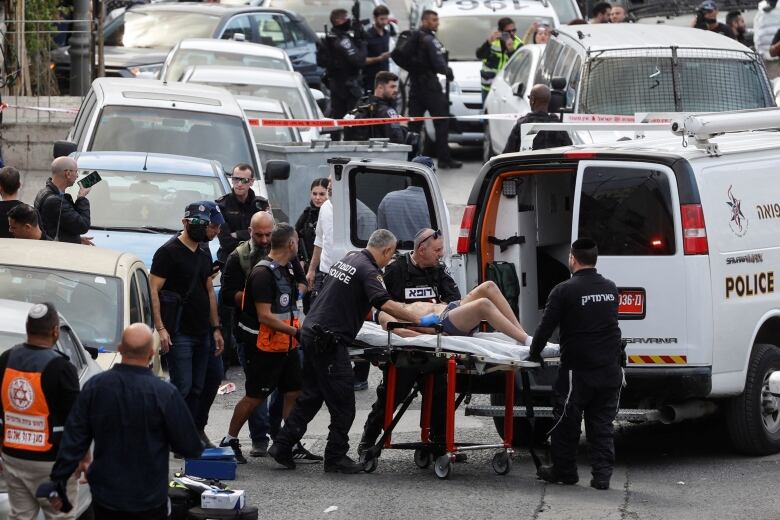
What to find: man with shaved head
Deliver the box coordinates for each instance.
[501,83,573,155]
[33,156,92,244]
[45,323,202,519]
[219,210,307,457]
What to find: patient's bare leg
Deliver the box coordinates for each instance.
[446,298,529,344]
[460,281,524,330]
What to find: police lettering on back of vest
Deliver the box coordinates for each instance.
[1,348,65,453]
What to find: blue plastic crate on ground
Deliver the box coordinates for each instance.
[185,448,237,480]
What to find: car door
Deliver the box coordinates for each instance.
[572,160,689,366]
[488,46,536,154]
[330,160,452,266]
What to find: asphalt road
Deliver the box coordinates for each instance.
[183,146,779,520]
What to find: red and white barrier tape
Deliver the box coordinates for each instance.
[0,102,79,114]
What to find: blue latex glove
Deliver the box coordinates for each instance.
[419,313,441,327]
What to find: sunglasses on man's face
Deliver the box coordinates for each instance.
[231,176,252,185]
[417,229,441,246]
[187,217,210,226]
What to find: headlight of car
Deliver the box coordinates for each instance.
[128,63,163,79]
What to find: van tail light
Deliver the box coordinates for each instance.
[681,204,708,255]
[457,205,477,254]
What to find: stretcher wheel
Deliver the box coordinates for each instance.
[434,454,452,480]
[491,451,512,476]
[363,456,379,473]
[414,448,432,469]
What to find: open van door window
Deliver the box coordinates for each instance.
[348,167,439,250]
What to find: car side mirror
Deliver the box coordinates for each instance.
[514,82,525,97]
[53,140,77,158]
[551,77,567,91]
[264,160,290,183]
[84,345,99,360]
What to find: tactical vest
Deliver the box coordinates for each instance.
[1,345,64,456]
[239,260,299,353]
[236,240,253,276]
[397,254,444,303]
[480,35,522,92]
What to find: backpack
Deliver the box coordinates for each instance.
[316,34,337,69]
[343,98,376,141]
[391,30,424,72]
[486,261,520,319]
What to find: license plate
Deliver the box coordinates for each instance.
[618,288,645,319]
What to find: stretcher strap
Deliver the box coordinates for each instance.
[521,371,543,471]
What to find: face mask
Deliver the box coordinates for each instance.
[187,223,209,242]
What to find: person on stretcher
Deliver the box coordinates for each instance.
[376,281,531,345]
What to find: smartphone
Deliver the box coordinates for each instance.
[211,260,224,275]
[77,170,102,189]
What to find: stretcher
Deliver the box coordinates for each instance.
[351,322,560,479]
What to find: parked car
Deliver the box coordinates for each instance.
[266,0,395,36]
[56,77,289,204]
[51,2,323,92]
[237,96,303,144]
[65,152,231,269]
[160,38,293,82]
[0,299,102,520]
[0,240,159,374]
[483,24,776,158]
[181,66,324,141]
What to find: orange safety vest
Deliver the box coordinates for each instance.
[238,260,300,353]
[1,346,63,453]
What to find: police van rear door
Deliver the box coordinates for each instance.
[572,160,691,367]
[330,158,452,270]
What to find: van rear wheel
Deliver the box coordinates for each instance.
[725,343,780,455]
[490,393,552,447]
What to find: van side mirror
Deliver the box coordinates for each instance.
[551,77,567,91]
[53,140,77,158]
[264,160,290,183]
[514,82,525,97]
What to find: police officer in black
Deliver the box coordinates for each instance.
[345,71,408,144]
[268,229,436,473]
[323,8,367,119]
[359,228,461,454]
[529,238,623,490]
[215,163,269,263]
[408,10,462,169]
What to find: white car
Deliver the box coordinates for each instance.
[159,38,294,82]
[181,65,324,141]
[236,96,303,143]
[482,43,544,160]
[57,77,288,200]
[407,0,577,150]
[0,299,102,520]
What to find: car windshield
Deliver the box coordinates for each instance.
[199,81,308,119]
[268,0,376,32]
[67,169,225,230]
[91,106,256,175]
[165,50,290,82]
[437,15,553,61]
[245,110,300,143]
[105,11,221,49]
[580,55,773,114]
[0,266,122,351]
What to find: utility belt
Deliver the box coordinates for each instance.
[309,324,346,355]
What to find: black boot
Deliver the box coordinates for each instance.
[590,478,610,490]
[537,464,578,485]
[324,455,365,474]
[268,442,296,469]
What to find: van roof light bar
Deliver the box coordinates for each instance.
[671,108,780,156]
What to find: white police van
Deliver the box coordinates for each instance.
[405,0,580,151]
[454,109,780,454]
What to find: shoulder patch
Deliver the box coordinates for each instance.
[387,108,399,118]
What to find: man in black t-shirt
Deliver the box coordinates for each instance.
[219,223,322,464]
[150,203,224,423]
[362,5,393,92]
[269,229,434,474]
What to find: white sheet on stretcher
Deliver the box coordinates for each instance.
[355,322,560,366]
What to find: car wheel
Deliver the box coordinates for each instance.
[483,119,495,163]
[725,343,780,455]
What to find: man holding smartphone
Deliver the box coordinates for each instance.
[33,157,92,245]
[476,17,522,102]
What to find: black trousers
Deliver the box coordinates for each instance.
[408,79,451,162]
[550,368,621,481]
[274,340,355,462]
[361,367,445,446]
[93,502,168,520]
[328,78,362,119]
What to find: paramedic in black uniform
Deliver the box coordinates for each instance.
[358,227,461,454]
[528,238,623,490]
[268,229,437,474]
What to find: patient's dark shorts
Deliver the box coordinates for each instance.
[439,300,476,336]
